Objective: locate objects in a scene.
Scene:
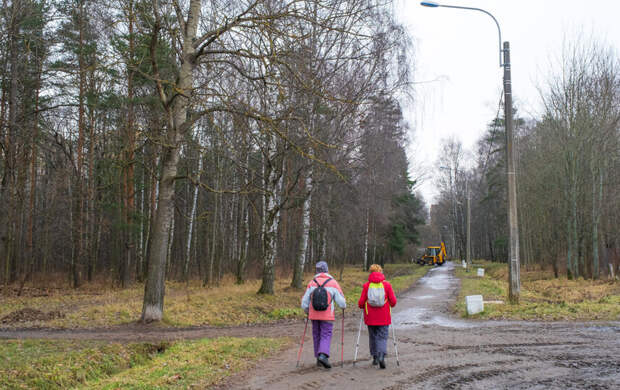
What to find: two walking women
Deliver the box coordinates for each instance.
[300,261,397,369]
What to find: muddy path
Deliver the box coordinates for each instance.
[2,263,619,389]
[222,263,620,390]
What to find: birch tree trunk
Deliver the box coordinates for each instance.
[291,168,312,288]
[258,140,282,295]
[235,149,250,284]
[184,152,202,280]
[206,151,220,286]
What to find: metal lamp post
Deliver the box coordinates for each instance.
[421,1,520,303]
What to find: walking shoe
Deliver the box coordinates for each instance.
[372,355,378,365]
[317,353,332,369]
[378,352,386,369]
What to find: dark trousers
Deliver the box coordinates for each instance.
[368,325,389,357]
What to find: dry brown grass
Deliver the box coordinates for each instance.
[0,263,425,329]
[455,261,620,320]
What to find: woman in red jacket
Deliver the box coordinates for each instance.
[358,263,397,369]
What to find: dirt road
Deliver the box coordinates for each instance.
[224,263,620,389]
[2,263,619,389]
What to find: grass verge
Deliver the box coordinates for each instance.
[0,263,428,329]
[454,260,620,320]
[0,337,287,390]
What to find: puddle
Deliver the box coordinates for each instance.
[581,325,620,333]
[418,265,457,291]
[393,308,428,324]
[393,262,474,329]
[393,308,474,329]
[425,274,453,290]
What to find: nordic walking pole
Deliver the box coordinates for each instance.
[341,309,345,367]
[353,311,363,366]
[391,323,400,367]
[296,316,309,367]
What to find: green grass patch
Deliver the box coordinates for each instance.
[454,260,620,321]
[1,264,427,329]
[0,337,286,390]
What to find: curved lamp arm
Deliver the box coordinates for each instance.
[421,2,503,67]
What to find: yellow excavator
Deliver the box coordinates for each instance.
[416,242,448,266]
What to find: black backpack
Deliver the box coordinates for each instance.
[311,277,332,311]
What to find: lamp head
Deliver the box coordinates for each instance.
[421,1,440,7]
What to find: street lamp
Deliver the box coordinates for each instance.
[421,1,520,304]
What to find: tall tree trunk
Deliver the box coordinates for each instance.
[87,67,97,283]
[236,194,249,284]
[591,157,604,279]
[291,169,312,288]
[184,151,202,280]
[206,151,220,286]
[236,149,250,284]
[570,167,579,279]
[143,154,159,281]
[121,0,136,288]
[26,57,43,282]
[258,143,282,295]
[71,0,89,289]
[3,7,20,286]
[141,0,201,321]
[141,141,180,321]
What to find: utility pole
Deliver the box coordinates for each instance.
[503,42,520,304]
[466,179,471,269]
[420,2,521,303]
[450,169,457,260]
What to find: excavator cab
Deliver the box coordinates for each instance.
[416,242,448,266]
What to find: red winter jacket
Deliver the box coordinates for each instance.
[357,272,397,326]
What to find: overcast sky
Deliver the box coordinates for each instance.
[395,0,620,205]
